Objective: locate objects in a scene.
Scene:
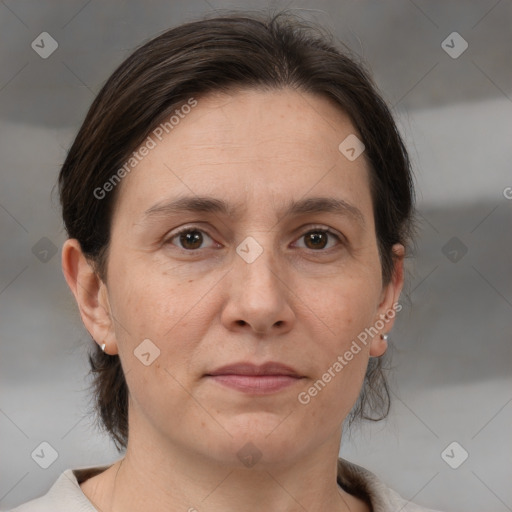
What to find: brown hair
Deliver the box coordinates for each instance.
[58,10,415,451]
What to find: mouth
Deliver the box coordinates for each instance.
[204,362,304,394]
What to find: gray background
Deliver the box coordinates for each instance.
[1,1,511,511]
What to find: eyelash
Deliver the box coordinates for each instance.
[165,225,345,253]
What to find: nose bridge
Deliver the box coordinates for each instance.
[235,231,280,292]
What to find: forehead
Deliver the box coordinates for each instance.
[167,88,357,158]
[111,88,372,224]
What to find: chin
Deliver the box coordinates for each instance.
[213,414,306,467]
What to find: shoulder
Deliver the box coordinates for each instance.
[337,458,443,512]
[8,465,109,512]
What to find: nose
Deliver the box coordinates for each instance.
[220,240,295,336]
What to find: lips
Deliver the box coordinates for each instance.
[205,362,302,378]
[205,362,304,394]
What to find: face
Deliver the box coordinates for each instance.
[67,88,403,468]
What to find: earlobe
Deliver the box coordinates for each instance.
[370,332,388,357]
[61,239,118,355]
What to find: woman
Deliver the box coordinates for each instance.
[13,11,442,512]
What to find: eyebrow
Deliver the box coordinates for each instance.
[141,195,365,226]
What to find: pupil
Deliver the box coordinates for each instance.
[181,231,202,249]
[307,232,326,249]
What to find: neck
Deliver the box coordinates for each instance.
[81,424,368,512]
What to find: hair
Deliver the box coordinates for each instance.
[58,10,415,451]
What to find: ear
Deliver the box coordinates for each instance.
[369,243,405,357]
[61,239,118,355]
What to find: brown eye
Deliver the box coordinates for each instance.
[179,230,203,250]
[295,228,342,251]
[167,227,215,251]
[304,231,328,250]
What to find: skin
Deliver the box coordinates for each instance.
[62,88,404,512]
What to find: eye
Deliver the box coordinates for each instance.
[294,227,343,251]
[165,225,344,253]
[166,226,217,251]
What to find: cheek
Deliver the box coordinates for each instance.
[297,270,381,409]
[108,258,189,340]
[300,302,372,417]
[308,266,382,344]
[107,258,213,398]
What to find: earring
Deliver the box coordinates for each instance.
[380,333,389,341]
[101,343,106,352]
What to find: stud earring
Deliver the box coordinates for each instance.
[380,333,388,341]
[101,343,106,352]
